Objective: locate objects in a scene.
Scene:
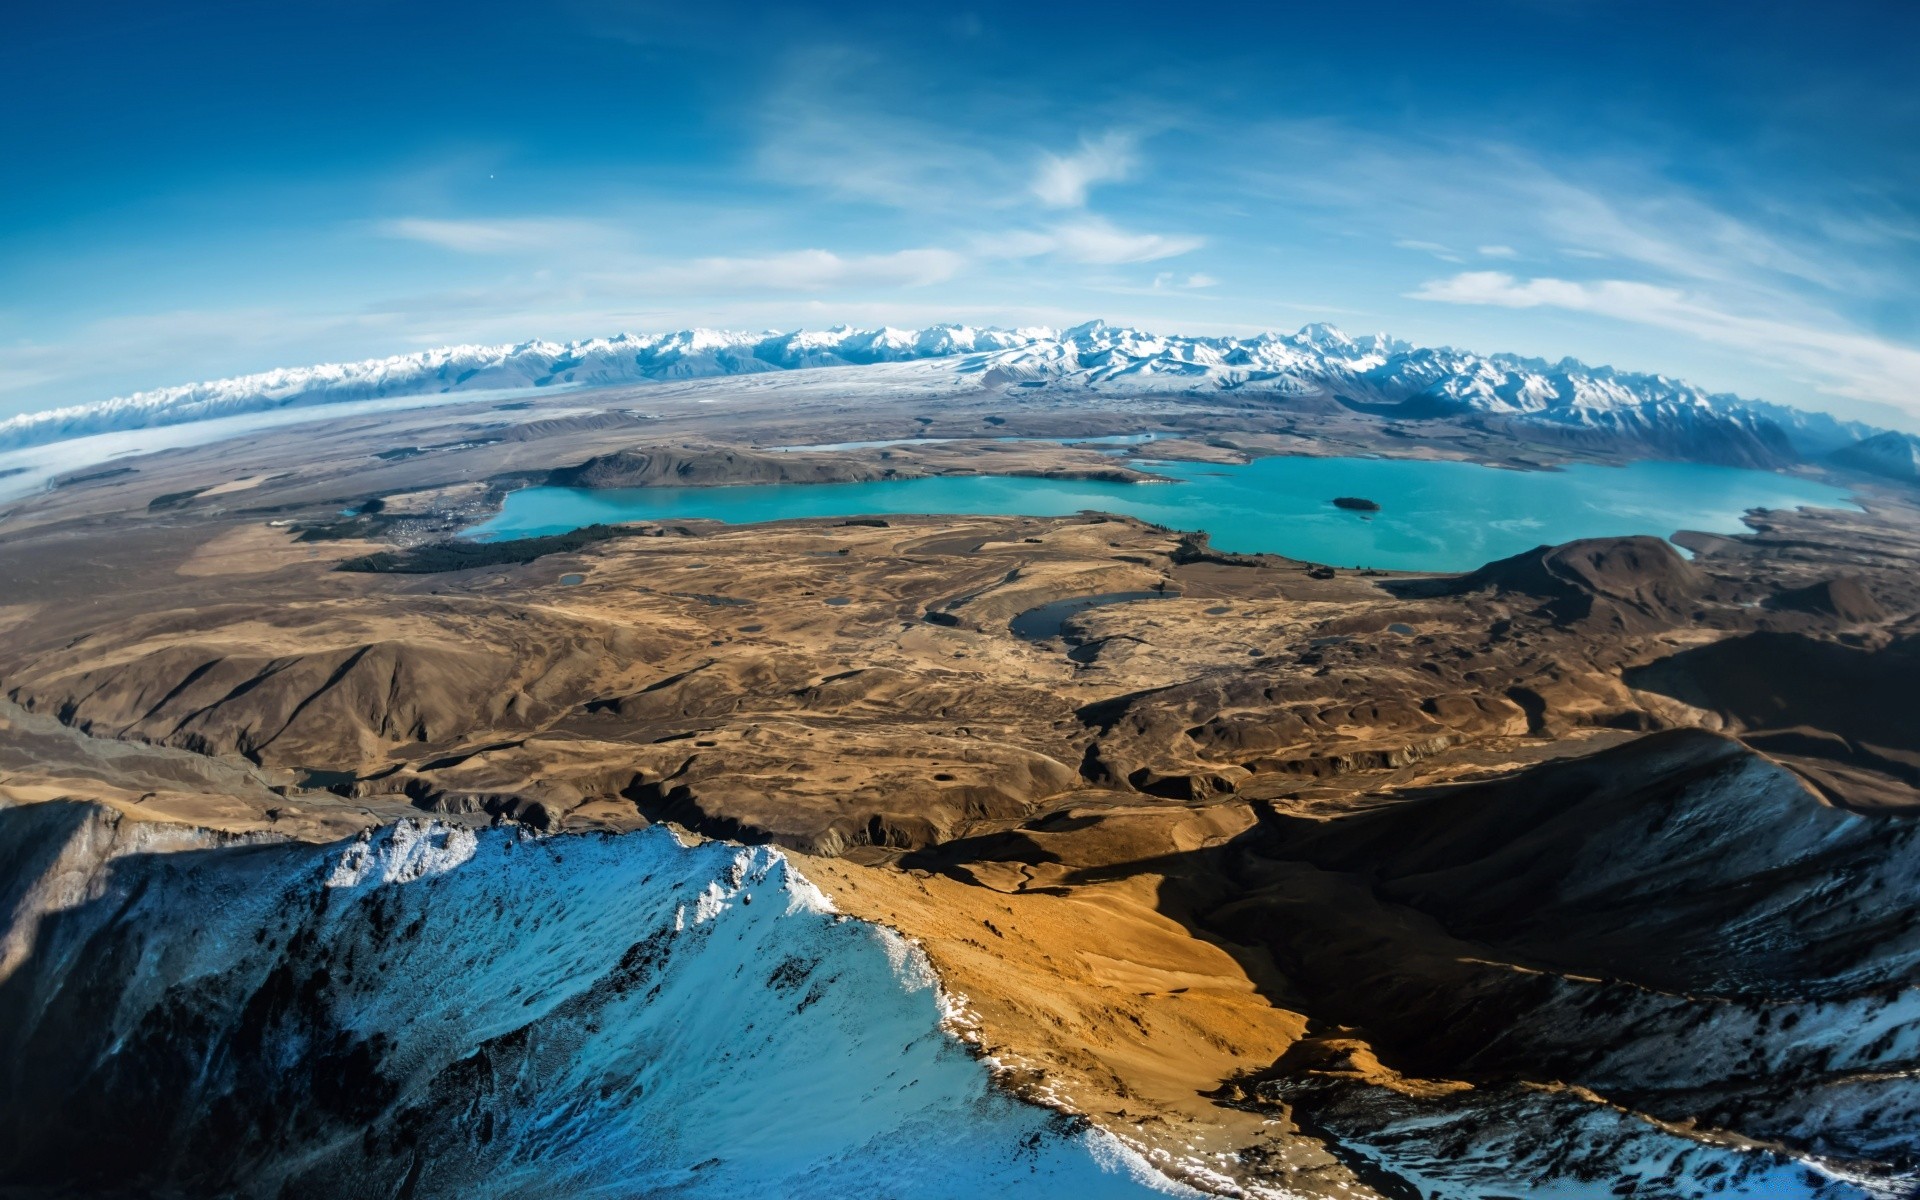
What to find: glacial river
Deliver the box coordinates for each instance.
[466,453,1858,574]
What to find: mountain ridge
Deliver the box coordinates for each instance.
[0,321,1889,464]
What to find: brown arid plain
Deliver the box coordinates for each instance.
[4,374,1919,1197]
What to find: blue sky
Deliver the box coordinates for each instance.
[3,0,1917,425]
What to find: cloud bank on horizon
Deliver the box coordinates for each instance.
[2,0,1916,428]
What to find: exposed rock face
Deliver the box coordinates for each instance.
[0,799,230,983]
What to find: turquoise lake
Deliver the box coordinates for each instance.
[466,454,1859,573]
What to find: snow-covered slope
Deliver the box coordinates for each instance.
[0,803,1190,1199]
[0,321,1889,465]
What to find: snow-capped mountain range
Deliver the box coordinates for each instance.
[0,321,1889,467]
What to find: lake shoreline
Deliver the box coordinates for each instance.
[461,453,1862,575]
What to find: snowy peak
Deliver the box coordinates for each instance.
[0,321,1889,464]
[1295,321,1356,350]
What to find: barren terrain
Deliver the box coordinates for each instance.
[3,376,1918,1197]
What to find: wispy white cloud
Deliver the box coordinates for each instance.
[378,216,626,255]
[1048,221,1200,264]
[977,218,1201,265]
[1517,171,1872,295]
[626,247,967,292]
[1410,271,1920,414]
[757,114,1013,211]
[377,202,971,294]
[19,59,1914,432]
[1093,270,1223,298]
[1250,125,1910,301]
[1032,132,1137,208]
[1394,238,1464,263]
[752,48,1024,212]
[1233,121,1920,418]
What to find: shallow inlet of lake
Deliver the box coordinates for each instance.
[464,454,1859,574]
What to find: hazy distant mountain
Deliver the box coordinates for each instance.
[0,321,1890,468]
[1723,399,1884,459]
[0,327,1040,452]
[1828,430,1920,483]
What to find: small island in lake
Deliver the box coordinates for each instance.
[1332,496,1382,511]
